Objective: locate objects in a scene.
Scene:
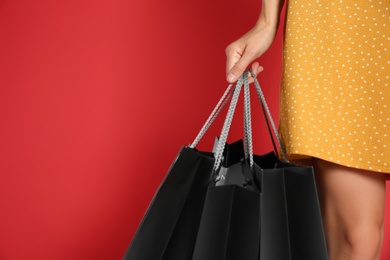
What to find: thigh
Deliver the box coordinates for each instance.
[313,158,386,231]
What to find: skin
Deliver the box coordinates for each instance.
[314,159,386,260]
[225,0,285,83]
[225,1,387,259]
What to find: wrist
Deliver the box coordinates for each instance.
[251,17,278,40]
[256,14,279,30]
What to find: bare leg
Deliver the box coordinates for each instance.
[313,159,386,260]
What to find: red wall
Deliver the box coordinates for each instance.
[0,1,388,259]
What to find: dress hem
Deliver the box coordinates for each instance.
[286,152,390,178]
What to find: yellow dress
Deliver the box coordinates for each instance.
[279,0,390,174]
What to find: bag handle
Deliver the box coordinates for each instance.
[243,71,254,168]
[190,69,289,170]
[248,69,289,162]
[213,78,244,170]
[189,77,245,171]
[189,83,234,149]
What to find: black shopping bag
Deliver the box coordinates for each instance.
[254,152,328,260]
[192,159,261,260]
[123,147,214,260]
[124,79,245,260]
[192,78,262,260]
[191,70,328,260]
[192,153,328,260]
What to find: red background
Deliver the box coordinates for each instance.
[0,0,388,259]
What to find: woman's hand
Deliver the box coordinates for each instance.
[225,22,278,83]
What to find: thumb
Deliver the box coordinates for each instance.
[226,52,254,83]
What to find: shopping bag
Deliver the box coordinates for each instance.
[193,135,261,260]
[192,161,261,260]
[192,74,261,260]
[123,79,245,260]
[253,153,328,260]
[191,70,328,260]
[123,147,214,260]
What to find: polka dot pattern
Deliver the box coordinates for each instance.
[279,0,390,174]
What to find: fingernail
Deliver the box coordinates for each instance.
[228,74,236,83]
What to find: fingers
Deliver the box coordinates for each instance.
[226,50,255,83]
[225,50,242,82]
[251,62,264,76]
[226,57,264,84]
[248,62,264,83]
[225,43,244,82]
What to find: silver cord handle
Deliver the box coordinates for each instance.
[243,71,254,168]
[190,69,289,171]
[189,83,234,149]
[249,69,289,162]
[213,77,244,170]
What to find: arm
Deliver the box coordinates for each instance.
[225,0,285,83]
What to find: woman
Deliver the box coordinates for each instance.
[225,1,390,259]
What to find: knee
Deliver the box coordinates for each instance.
[344,223,383,258]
